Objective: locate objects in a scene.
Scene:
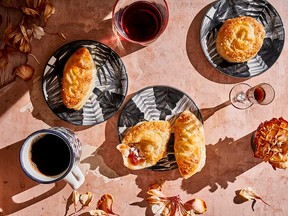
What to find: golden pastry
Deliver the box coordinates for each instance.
[216,16,265,63]
[62,47,96,110]
[117,121,171,170]
[253,117,288,169]
[174,110,206,179]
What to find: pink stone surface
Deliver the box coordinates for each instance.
[1,0,288,215]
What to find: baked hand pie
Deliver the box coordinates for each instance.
[117,121,171,170]
[216,16,265,63]
[174,110,206,179]
[62,47,96,110]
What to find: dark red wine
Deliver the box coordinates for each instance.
[121,1,162,42]
[254,86,266,102]
[30,134,70,176]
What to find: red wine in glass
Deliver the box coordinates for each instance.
[121,2,163,42]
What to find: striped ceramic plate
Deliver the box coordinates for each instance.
[200,0,285,78]
[42,40,128,126]
[117,86,202,171]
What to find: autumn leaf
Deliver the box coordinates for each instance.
[42,2,55,23]
[239,187,270,206]
[15,64,34,80]
[22,7,39,17]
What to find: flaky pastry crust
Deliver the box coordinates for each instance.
[62,47,96,110]
[216,16,265,63]
[117,121,171,170]
[174,110,206,179]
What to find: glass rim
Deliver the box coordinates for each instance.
[112,0,170,45]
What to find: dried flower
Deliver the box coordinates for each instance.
[254,117,288,169]
[239,187,270,206]
[80,192,94,207]
[15,64,34,80]
[147,184,207,216]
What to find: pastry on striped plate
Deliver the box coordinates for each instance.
[62,47,96,110]
[174,110,206,179]
[117,121,171,170]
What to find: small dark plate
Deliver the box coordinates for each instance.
[200,0,285,78]
[117,85,203,171]
[42,40,128,126]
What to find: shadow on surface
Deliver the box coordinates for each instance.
[186,3,249,84]
[0,140,66,215]
[181,132,261,194]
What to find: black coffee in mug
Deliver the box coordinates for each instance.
[20,127,85,189]
[30,134,71,176]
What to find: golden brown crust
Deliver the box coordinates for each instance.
[174,110,205,179]
[216,16,265,63]
[117,121,171,170]
[62,47,95,110]
[253,117,288,169]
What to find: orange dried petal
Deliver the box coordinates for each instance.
[96,194,118,215]
[15,64,34,80]
[22,7,39,17]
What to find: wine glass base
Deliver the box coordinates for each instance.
[229,83,253,110]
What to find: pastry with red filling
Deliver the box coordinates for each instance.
[117,121,171,170]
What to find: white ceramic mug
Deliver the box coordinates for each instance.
[20,127,85,190]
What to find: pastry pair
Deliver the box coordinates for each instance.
[117,110,206,179]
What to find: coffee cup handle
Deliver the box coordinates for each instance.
[63,165,85,190]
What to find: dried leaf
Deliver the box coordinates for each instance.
[15,64,34,81]
[239,187,270,206]
[22,7,39,17]
[184,198,207,214]
[72,190,80,212]
[19,38,31,53]
[19,24,30,42]
[96,194,118,215]
[89,210,109,216]
[0,49,9,69]
[80,192,94,207]
[31,24,45,39]
[43,2,55,23]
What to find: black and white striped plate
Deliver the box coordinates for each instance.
[200,0,285,78]
[117,86,203,171]
[42,40,128,126]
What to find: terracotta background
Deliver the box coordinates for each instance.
[0,0,288,215]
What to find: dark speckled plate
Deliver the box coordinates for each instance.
[117,86,203,171]
[42,40,128,126]
[200,0,285,78]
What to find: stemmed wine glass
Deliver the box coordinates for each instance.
[229,83,275,110]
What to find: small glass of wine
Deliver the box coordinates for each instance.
[112,0,169,45]
[229,83,275,109]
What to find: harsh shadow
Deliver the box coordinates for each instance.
[181,132,262,195]
[0,140,67,215]
[200,100,232,122]
[186,3,249,84]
